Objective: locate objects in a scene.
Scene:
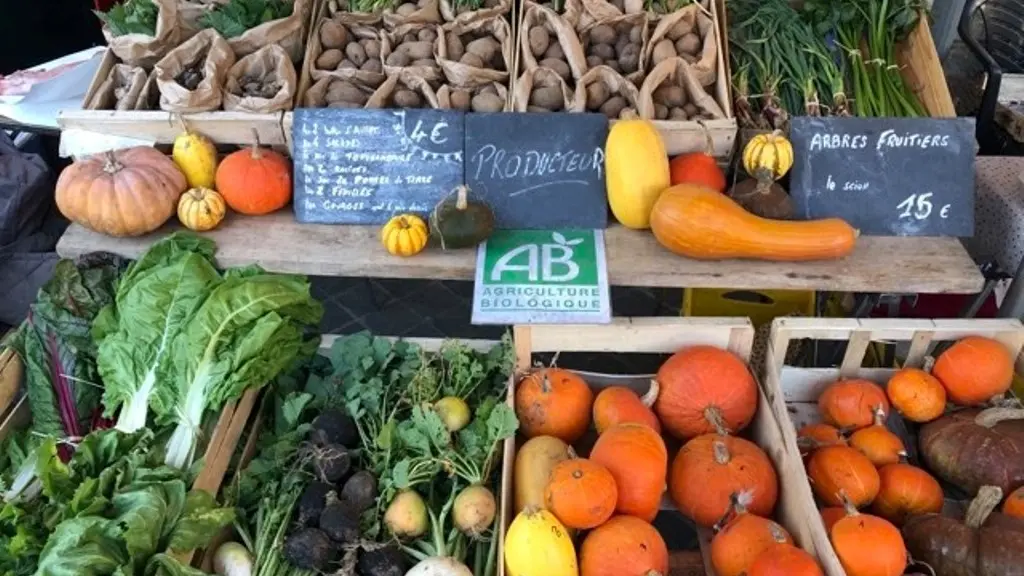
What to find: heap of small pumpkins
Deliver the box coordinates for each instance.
[797,335,1024,576]
[605,119,858,262]
[504,346,825,576]
[55,130,293,237]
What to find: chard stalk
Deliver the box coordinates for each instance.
[164,363,213,469]
[115,370,156,433]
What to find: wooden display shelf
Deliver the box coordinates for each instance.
[57,213,984,293]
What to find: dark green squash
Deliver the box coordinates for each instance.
[430,186,495,250]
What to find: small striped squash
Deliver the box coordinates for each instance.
[742,131,794,181]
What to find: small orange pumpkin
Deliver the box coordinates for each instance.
[1003,486,1024,518]
[830,498,907,576]
[848,406,907,466]
[885,368,946,423]
[797,423,847,459]
[820,507,846,533]
[579,515,669,576]
[748,543,824,576]
[593,382,661,434]
[670,434,779,527]
[807,445,880,508]
[545,458,618,529]
[933,336,1014,406]
[515,368,593,443]
[870,463,943,525]
[711,491,793,576]
[654,346,758,440]
[589,423,668,522]
[818,379,890,430]
[215,140,292,216]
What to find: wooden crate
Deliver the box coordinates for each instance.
[895,16,956,118]
[0,359,261,568]
[763,317,1024,576]
[499,317,812,576]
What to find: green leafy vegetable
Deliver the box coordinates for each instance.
[198,0,293,39]
[94,0,159,37]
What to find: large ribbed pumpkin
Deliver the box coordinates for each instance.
[215,143,292,215]
[669,434,779,527]
[654,346,757,440]
[56,147,187,237]
[589,423,668,522]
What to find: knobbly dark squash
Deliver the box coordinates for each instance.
[429,186,495,250]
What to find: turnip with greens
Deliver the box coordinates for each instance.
[283,527,334,570]
[405,557,473,576]
[311,408,357,447]
[358,543,408,576]
[313,442,351,483]
[385,490,428,539]
[434,397,470,432]
[297,481,335,526]
[212,541,253,576]
[452,485,496,536]
[320,492,360,543]
[341,469,378,513]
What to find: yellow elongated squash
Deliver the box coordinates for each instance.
[605,119,671,229]
[505,508,578,576]
[172,131,218,189]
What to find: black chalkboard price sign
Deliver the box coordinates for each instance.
[788,116,976,237]
[464,112,608,230]
[292,108,464,224]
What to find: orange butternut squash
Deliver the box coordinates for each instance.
[649,184,858,262]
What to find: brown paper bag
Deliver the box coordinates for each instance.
[644,2,718,87]
[303,76,377,107]
[439,0,510,26]
[524,0,583,29]
[155,28,236,112]
[177,0,218,39]
[219,0,314,60]
[135,70,162,110]
[101,0,181,67]
[519,5,588,82]
[512,66,581,112]
[572,65,640,118]
[638,57,724,120]
[578,14,647,84]
[223,44,297,112]
[381,0,442,28]
[437,82,508,111]
[309,15,386,87]
[87,64,148,110]
[436,16,512,88]
[576,0,624,29]
[366,70,441,108]
[381,23,443,85]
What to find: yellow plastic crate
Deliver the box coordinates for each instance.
[682,288,816,328]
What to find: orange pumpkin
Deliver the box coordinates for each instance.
[654,346,757,440]
[515,368,593,443]
[56,147,187,237]
[885,368,946,423]
[933,336,1014,406]
[670,434,778,527]
[669,132,726,193]
[593,382,661,434]
[590,423,668,522]
[807,445,880,508]
[579,515,669,576]
[649,184,858,261]
[848,406,907,466]
[797,423,846,459]
[818,379,890,430]
[215,142,292,215]
[545,458,618,529]
[589,422,667,520]
[820,507,846,533]
[830,500,907,576]
[711,491,793,576]
[870,463,943,525]
[748,543,824,576]
[1003,486,1024,518]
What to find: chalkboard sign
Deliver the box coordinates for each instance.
[292,108,464,224]
[788,116,976,237]
[464,113,608,229]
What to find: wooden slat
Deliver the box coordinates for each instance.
[895,17,956,117]
[58,110,288,146]
[57,213,984,294]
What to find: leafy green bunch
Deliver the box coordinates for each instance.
[199,0,294,38]
[95,0,159,37]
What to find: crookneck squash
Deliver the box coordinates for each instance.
[649,184,858,261]
[429,186,494,250]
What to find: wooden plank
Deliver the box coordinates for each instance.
[56,213,984,294]
[57,110,288,146]
[895,17,956,118]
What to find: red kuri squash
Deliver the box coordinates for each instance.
[933,336,1014,406]
[848,406,907,466]
[545,458,618,529]
[871,463,943,525]
[807,445,880,508]
[590,423,668,522]
[579,515,669,576]
[818,379,890,430]
[654,346,757,440]
[593,382,661,434]
[885,368,946,423]
[748,543,824,576]
[711,491,793,576]
[830,498,907,576]
[515,368,593,443]
[215,141,292,215]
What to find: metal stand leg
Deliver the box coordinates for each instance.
[998,257,1024,319]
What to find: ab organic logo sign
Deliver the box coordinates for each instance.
[473,230,609,324]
